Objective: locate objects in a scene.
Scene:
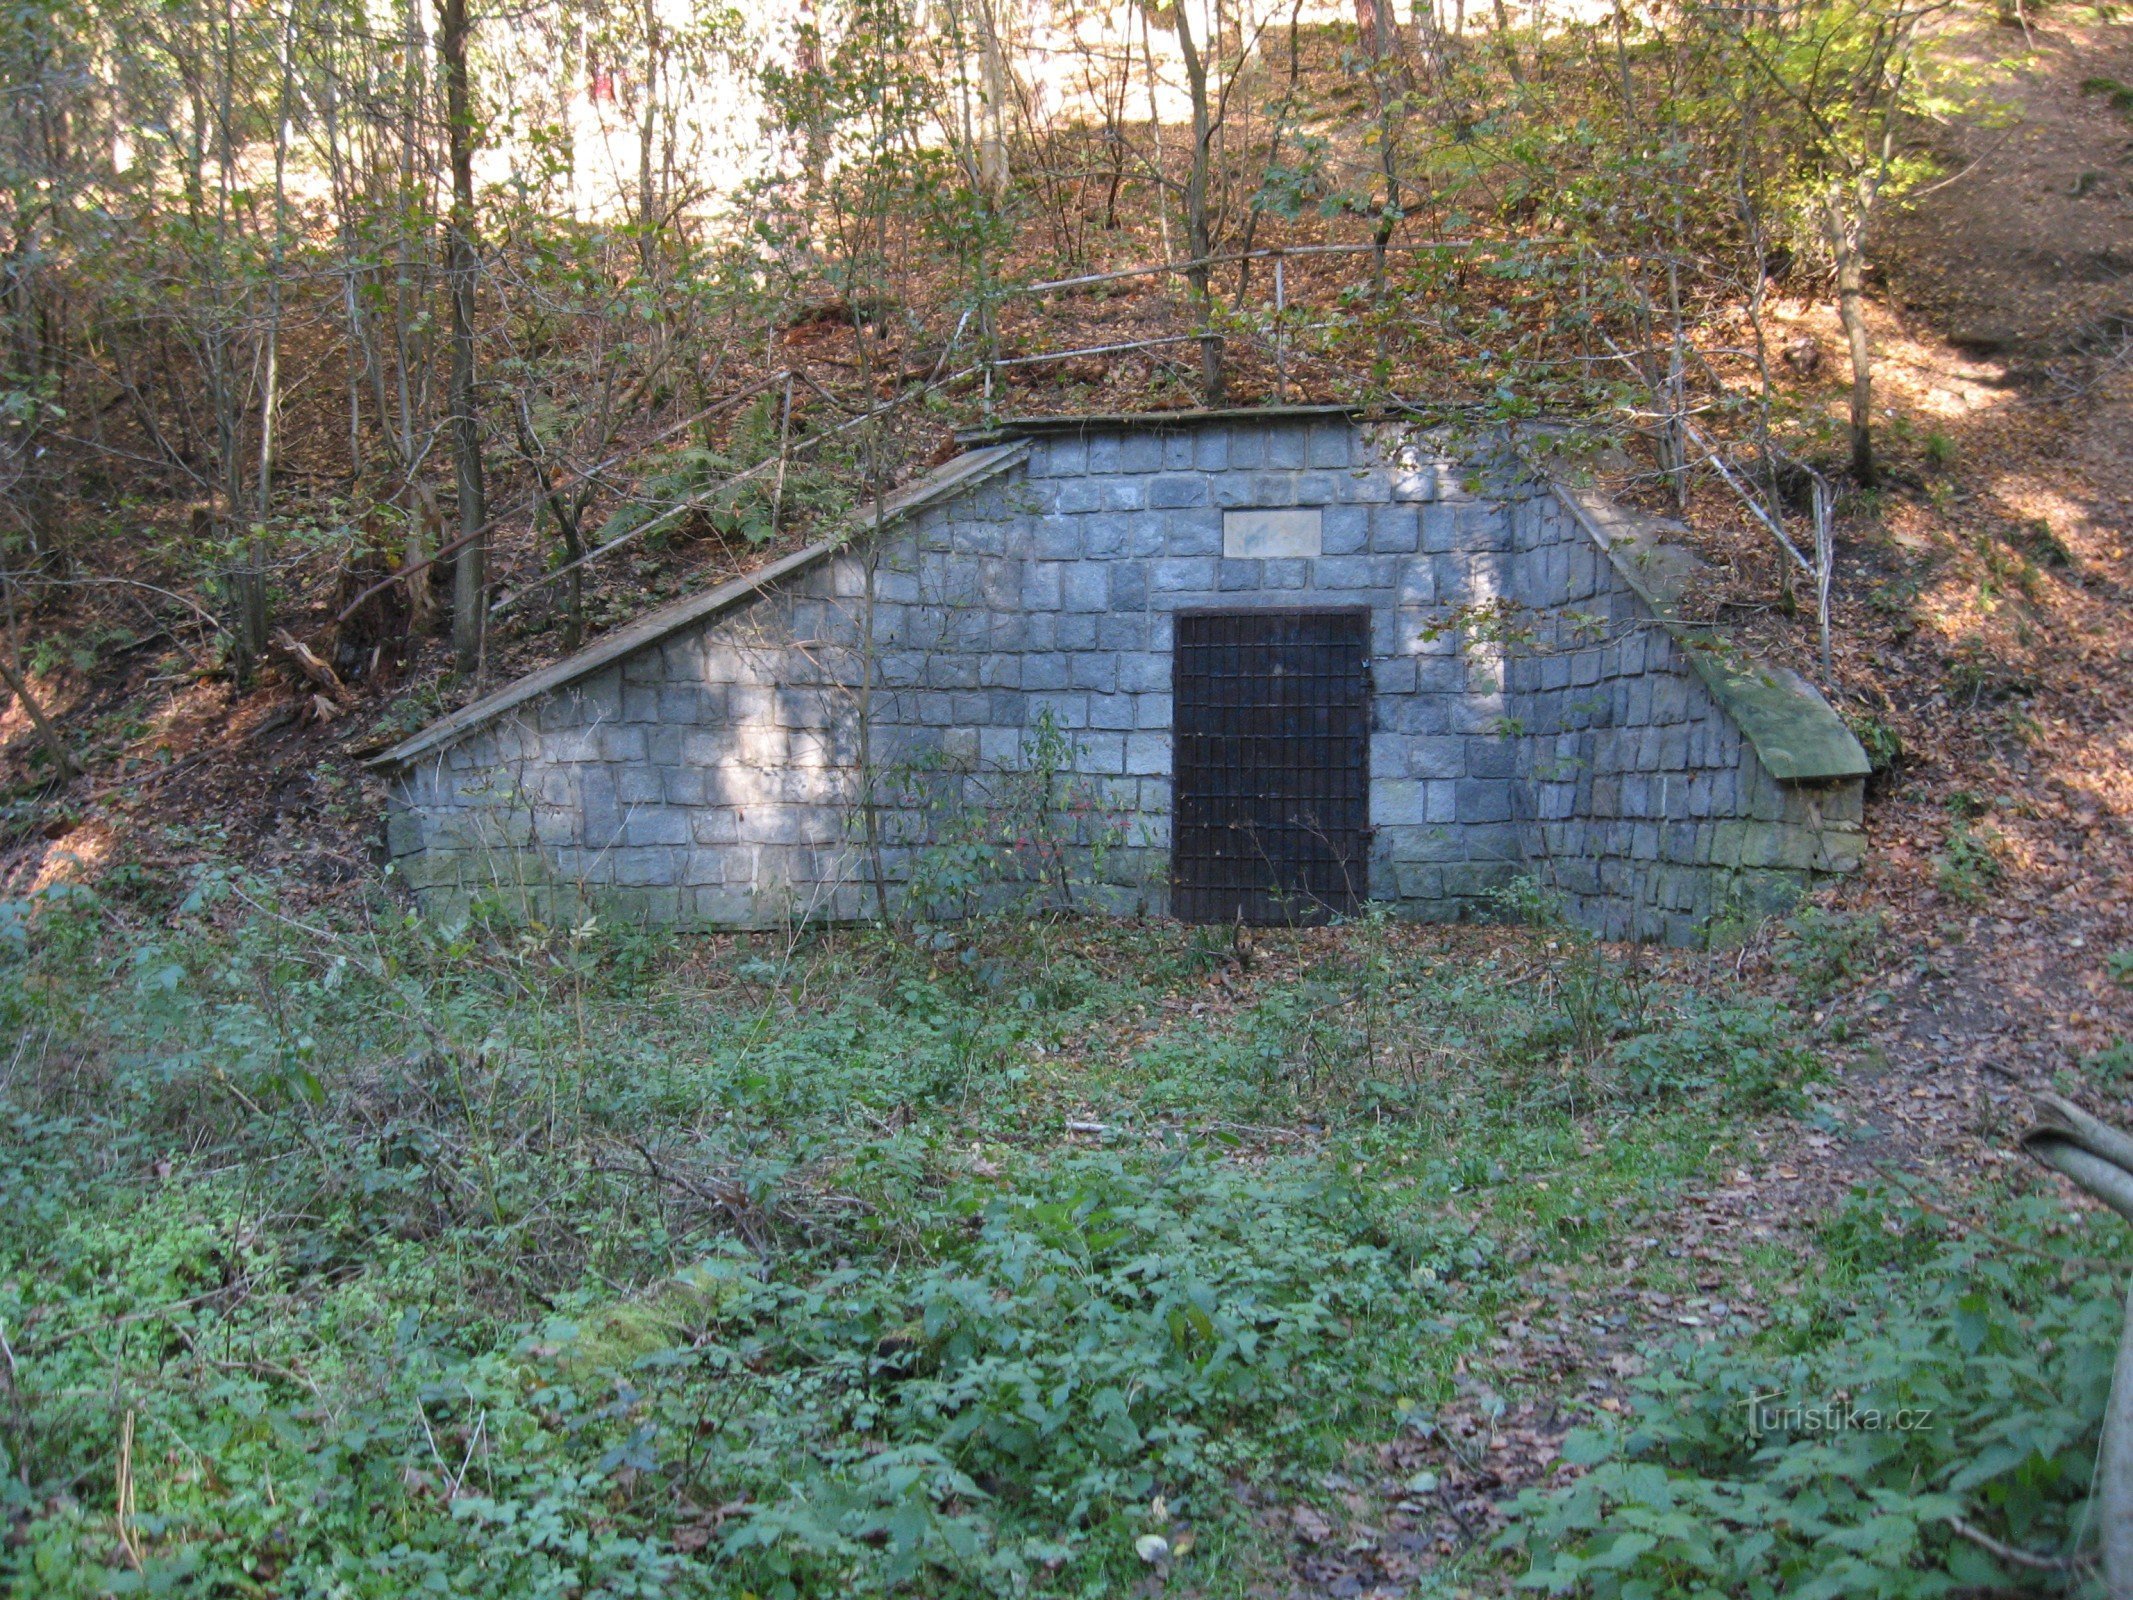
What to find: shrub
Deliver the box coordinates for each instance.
[0,867,1845,1597]
[1846,712,1904,779]
[1776,905,1889,999]
[699,1153,1472,1592]
[1505,1191,2122,1597]
[0,883,1509,1598]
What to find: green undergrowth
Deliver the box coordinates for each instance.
[1506,1187,2127,1598]
[0,868,1827,1598]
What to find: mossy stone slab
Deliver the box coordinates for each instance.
[1553,485,1871,783]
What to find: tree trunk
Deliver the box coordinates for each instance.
[637,0,660,240]
[207,0,248,689]
[2104,1279,2133,1597]
[223,558,269,687]
[1824,193,1875,486]
[2020,1094,2133,1598]
[403,480,440,635]
[255,0,295,521]
[440,0,486,676]
[1356,0,1384,56]
[1410,0,1445,68]
[794,0,830,198]
[392,0,427,484]
[561,18,581,215]
[0,649,80,779]
[318,18,368,484]
[1369,59,1403,297]
[1172,0,1224,406]
[975,0,1012,204]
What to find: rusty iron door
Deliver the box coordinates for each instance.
[1170,608,1371,925]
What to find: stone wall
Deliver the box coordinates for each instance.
[382,412,1867,941]
[1504,494,1863,942]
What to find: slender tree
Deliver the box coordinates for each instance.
[439,0,486,674]
[1170,0,1224,404]
[1731,0,1951,485]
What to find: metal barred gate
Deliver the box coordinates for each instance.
[1170,608,1371,925]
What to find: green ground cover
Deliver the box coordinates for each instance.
[0,871,2114,1597]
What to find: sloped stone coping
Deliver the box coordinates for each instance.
[956,402,1374,443]
[375,419,1866,796]
[372,441,1031,770]
[1550,485,1871,784]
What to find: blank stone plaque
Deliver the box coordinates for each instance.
[1222,508,1322,560]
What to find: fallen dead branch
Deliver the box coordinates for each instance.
[1947,1514,2091,1575]
[269,629,348,723]
[590,1137,873,1254]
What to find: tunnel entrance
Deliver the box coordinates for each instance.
[1170,607,1372,925]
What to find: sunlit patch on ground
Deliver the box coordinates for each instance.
[27,823,111,893]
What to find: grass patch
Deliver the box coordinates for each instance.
[0,872,1828,1595]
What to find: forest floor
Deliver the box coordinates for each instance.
[1266,13,2133,1592]
[1795,7,2133,1235]
[0,11,2131,1600]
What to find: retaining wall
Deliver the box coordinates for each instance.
[382,413,1867,941]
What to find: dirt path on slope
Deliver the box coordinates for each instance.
[1838,10,2133,1186]
[1887,14,2133,361]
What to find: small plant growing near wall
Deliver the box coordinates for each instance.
[1846,711,1903,781]
[1414,596,1544,652]
[893,710,1128,927]
[1935,795,2007,905]
[1776,904,1889,1000]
